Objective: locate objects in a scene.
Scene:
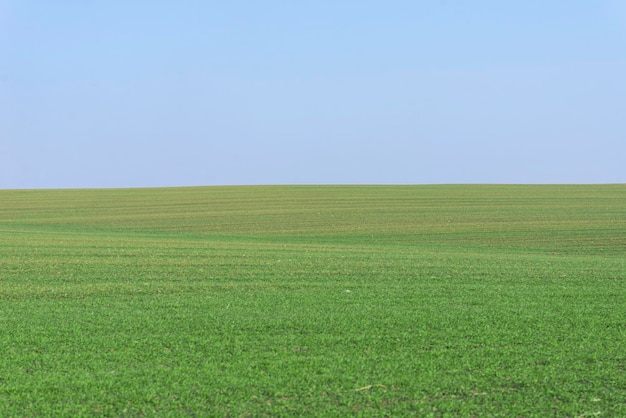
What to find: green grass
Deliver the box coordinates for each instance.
[1,184,625,416]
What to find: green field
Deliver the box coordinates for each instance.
[1,185,625,416]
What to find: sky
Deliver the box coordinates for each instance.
[1,1,625,188]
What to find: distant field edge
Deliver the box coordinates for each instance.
[1,183,625,192]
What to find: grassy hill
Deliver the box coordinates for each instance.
[1,185,625,415]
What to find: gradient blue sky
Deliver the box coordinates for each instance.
[2,1,625,188]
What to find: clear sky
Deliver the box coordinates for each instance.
[1,1,625,188]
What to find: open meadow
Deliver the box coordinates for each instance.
[1,184,625,416]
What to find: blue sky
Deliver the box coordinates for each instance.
[1,1,625,188]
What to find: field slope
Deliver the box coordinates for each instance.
[1,185,625,416]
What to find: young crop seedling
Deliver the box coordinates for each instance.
[0,184,625,416]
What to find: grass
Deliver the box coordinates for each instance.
[1,184,625,416]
